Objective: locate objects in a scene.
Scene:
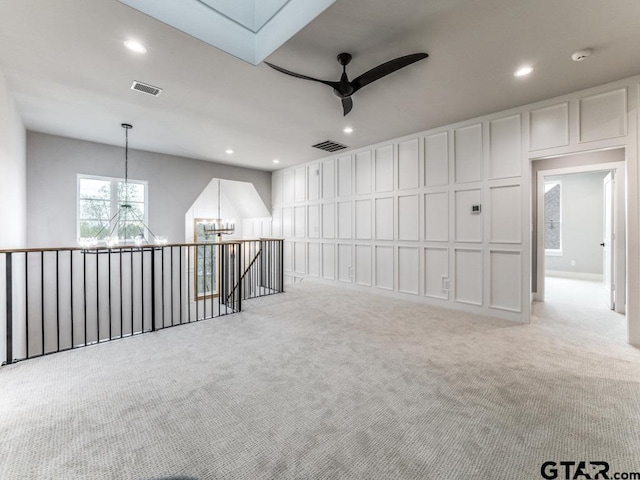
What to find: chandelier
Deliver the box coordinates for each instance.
[202,179,235,240]
[79,123,167,249]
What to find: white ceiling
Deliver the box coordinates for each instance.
[1,0,640,172]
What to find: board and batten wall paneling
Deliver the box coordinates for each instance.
[529,103,569,151]
[489,114,521,179]
[490,250,522,312]
[337,155,352,197]
[294,206,306,238]
[284,241,293,273]
[424,192,449,242]
[322,243,335,280]
[338,201,352,239]
[375,145,394,192]
[425,247,449,300]
[375,245,394,291]
[425,131,449,187]
[282,207,292,238]
[455,189,482,243]
[355,244,372,286]
[308,164,320,201]
[489,185,522,243]
[308,205,319,238]
[338,244,352,283]
[355,199,372,240]
[322,159,335,199]
[308,242,320,277]
[375,197,394,240]
[398,138,420,190]
[454,123,483,183]
[322,203,335,238]
[579,88,627,143]
[355,151,372,195]
[398,246,419,295]
[283,170,294,204]
[398,195,419,241]
[294,167,306,202]
[454,249,483,306]
[294,242,306,275]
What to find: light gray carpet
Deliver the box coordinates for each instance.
[1,280,639,479]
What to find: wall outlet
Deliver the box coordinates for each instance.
[571,260,576,266]
[442,276,450,290]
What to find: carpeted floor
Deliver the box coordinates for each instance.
[1,280,639,479]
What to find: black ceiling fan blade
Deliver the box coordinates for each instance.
[265,62,341,90]
[342,97,353,116]
[351,53,428,93]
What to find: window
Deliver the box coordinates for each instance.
[78,175,147,241]
[544,181,562,255]
[194,219,219,299]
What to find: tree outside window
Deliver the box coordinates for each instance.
[78,176,147,241]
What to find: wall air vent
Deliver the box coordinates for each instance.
[312,140,348,152]
[131,81,163,97]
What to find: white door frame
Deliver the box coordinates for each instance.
[534,160,626,314]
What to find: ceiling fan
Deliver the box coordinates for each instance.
[265,52,428,116]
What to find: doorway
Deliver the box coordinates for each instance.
[532,148,626,335]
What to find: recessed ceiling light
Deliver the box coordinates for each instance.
[273,159,280,164]
[514,66,533,77]
[343,126,353,134]
[225,149,234,155]
[124,40,147,54]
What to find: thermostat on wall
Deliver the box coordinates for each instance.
[471,204,481,214]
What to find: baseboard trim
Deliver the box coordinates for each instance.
[546,270,603,281]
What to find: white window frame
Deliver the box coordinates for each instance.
[77,174,149,241]
[544,180,562,256]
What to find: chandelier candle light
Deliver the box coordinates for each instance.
[80,123,167,251]
[203,179,235,240]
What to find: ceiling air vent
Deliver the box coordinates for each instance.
[131,81,162,97]
[312,140,348,153]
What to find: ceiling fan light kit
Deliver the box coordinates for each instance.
[265,51,428,116]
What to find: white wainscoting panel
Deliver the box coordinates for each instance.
[454,123,482,183]
[322,243,335,280]
[322,203,335,239]
[375,197,394,240]
[454,249,482,306]
[355,151,372,195]
[355,199,372,240]
[375,245,394,291]
[284,241,293,273]
[424,192,448,242]
[308,205,319,239]
[455,189,482,243]
[579,88,627,143]
[308,242,320,277]
[283,170,294,204]
[294,206,306,238]
[398,138,420,190]
[294,167,306,202]
[338,244,352,283]
[489,114,521,179]
[490,185,522,243]
[338,201,352,239]
[490,250,522,312]
[308,164,320,201]
[425,131,448,187]
[272,207,282,237]
[398,195,419,241]
[529,103,569,151]
[398,246,419,295]
[355,244,372,286]
[294,242,306,275]
[375,145,394,192]
[424,247,449,300]
[322,159,335,199]
[337,155,352,197]
[282,207,292,238]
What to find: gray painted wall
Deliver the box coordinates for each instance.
[545,171,608,275]
[26,132,272,248]
[0,68,26,248]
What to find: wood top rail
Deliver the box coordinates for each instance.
[0,238,284,254]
